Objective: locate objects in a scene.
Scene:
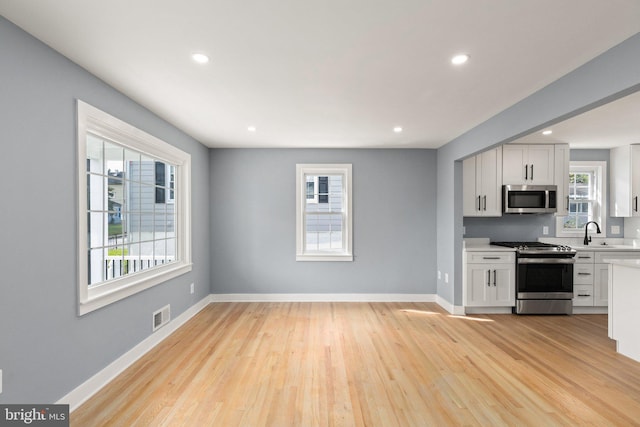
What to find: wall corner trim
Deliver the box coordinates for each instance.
[58,295,213,412]
[435,295,465,315]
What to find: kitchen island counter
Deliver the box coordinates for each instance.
[607,259,640,363]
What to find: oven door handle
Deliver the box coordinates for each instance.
[518,258,575,264]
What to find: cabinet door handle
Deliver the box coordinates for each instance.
[525,164,528,180]
[493,270,497,286]
[487,270,491,286]
[577,294,591,297]
[482,256,500,260]
[578,256,592,259]
[566,196,570,210]
[577,272,592,276]
[478,195,481,211]
[635,196,638,212]
[530,164,533,180]
[483,195,487,211]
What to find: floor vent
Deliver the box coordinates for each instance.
[152,304,171,331]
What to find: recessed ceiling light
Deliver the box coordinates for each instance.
[393,126,403,133]
[542,130,553,135]
[451,54,469,65]
[191,53,210,64]
[247,126,257,132]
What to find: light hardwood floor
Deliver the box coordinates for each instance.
[71,302,640,426]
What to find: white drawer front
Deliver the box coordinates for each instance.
[574,265,594,284]
[573,285,594,306]
[575,251,595,263]
[467,252,515,264]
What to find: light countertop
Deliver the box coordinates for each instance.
[463,238,516,252]
[601,258,640,269]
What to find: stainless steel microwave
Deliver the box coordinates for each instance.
[503,185,557,214]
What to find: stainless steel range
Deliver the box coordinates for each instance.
[491,242,577,314]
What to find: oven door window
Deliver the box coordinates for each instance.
[517,263,573,293]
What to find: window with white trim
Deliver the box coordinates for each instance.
[296,164,353,261]
[77,101,192,315]
[556,161,606,236]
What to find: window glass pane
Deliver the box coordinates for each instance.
[166,238,176,262]
[88,212,104,249]
[105,141,124,175]
[124,149,141,183]
[86,135,104,174]
[88,248,105,286]
[306,181,314,199]
[318,232,330,250]
[140,156,155,185]
[331,231,343,249]
[87,174,106,211]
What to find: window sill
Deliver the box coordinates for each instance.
[296,253,353,262]
[79,262,192,315]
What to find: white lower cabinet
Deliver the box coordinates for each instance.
[573,250,640,308]
[465,252,515,308]
[573,252,595,307]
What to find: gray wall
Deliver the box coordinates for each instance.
[437,33,640,306]
[209,149,437,294]
[463,149,625,241]
[0,17,210,403]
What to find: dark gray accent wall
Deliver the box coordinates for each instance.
[437,34,640,306]
[463,149,625,241]
[209,149,437,294]
[0,17,210,403]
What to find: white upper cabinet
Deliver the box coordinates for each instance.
[554,144,570,216]
[502,144,554,185]
[463,147,503,217]
[610,145,640,217]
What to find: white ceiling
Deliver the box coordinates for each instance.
[1,1,639,149]
[513,90,640,149]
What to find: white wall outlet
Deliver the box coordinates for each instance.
[190,283,195,294]
[611,225,621,235]
[437,271,442,280]
[543,226,549,235]
[444,273,449,284]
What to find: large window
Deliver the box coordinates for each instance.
[77,101,192,315]
[556,161,606,236]
[296,164,352,261]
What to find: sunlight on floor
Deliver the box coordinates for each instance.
[400,309,494,322]
[447,315,494,322]
[400,309,441,316]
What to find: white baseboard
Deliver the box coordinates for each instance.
[435,295,465,315]
[210,293,437,303]
[573,306,608,314]
[59,295,212,412]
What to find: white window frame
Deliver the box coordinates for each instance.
[296,164,353,262]
[77,100,192,315]
[556,161,607,237]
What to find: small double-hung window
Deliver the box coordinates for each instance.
[296,164,353,261]
[556,161,607,236]
[77,101,192,315]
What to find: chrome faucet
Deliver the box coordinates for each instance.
[583,221,601,245]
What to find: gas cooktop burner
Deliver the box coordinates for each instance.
[491,241,576,255]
